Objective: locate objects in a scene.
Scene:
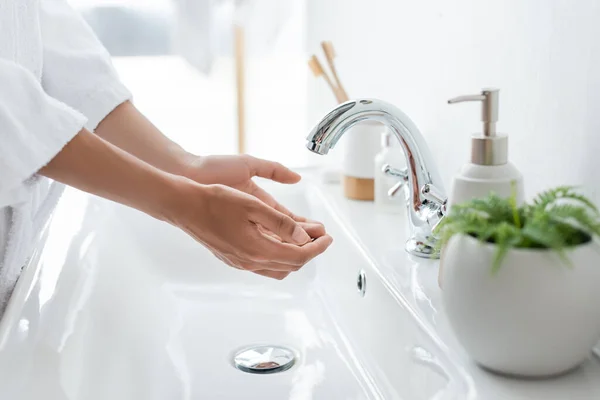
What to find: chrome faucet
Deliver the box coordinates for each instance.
[306,99,447,259]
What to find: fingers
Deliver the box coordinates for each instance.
[257,224,283,241]
[244,155,301,184]
[247,180,327,231]
[210,232,332,279]
[249,184,325,229]
[298,234,333,259]
[258,221,325,242]
[250,184,283,210]
[261,234,333,265]
[226,229,333,271]
[298,222,326,239]
[237,258,298,272]
[251,270,291,280]
[250,203,311,245]
[247,182,301,221]
[212,247,298,273]
[252,186,306,222]
[224,250,305,274]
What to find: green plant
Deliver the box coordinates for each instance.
[434,185,600,272]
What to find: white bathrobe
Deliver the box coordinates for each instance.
[0,0,131,315]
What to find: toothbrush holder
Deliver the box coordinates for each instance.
[342,121,384,201]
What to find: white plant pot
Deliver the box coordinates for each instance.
[441,234,600,377]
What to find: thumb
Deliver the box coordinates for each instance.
[250,203,310,245]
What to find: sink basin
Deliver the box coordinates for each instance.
[0,173,469,400]
[1,169,600,399]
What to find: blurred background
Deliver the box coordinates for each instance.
[69,0,600,202]
[69,0,311,166]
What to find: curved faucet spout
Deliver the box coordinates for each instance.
[306,99,447,259]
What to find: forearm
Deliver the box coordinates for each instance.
[40,129,184,221]
[95,101,195,176]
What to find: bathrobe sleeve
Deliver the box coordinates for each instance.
[0,59,88,194]
[39,0,132,131]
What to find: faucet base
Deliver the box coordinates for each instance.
[406,237,440,259]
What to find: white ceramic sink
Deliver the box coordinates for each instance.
[1,170,600,399]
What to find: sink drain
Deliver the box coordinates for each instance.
[357,269,367,297]
[233,345,296,374]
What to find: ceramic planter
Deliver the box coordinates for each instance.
[441,234,600,377]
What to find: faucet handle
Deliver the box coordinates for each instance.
[382,164,407,178]
[388,180,405,198]
[428,210,446,237]
[421,184,447,215]
[421,183,448,236]
[382,164,409,198]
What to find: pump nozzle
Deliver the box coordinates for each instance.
[447,88,507,165]
[448,88,499,137]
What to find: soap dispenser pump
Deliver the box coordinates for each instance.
[447,88,524,209]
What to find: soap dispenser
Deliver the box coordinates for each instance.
[447,88,524,208]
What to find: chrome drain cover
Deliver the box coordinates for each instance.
[233,345,296,374]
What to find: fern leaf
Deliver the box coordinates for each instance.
[508,183,521,228]
[490,222,521,274]
[564,191,599,214]
[521,218,567,252]
[533,186,599,214]
[546,204,600,240]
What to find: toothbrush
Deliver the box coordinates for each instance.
[307,48,348,184]
[307,55,345,103]
[320,41,349,102]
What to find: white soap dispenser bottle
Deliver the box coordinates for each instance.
[447,88,524,209]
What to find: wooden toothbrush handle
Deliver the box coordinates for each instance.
[234,24,246,154]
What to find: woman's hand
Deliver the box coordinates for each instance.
[182,155,310,223]
[95,102,322,231]
[42,131,332,280]
[95,103,312,223]
[42,102,333,280]
[168,181,333,280]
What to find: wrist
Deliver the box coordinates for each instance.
[166,144,197,175]
[154,173,206,225]
[172,149,201,178]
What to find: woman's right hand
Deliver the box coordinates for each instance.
[166,181,333,279]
